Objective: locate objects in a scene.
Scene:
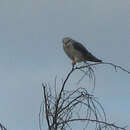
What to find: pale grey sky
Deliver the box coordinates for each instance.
[0,0,130,129]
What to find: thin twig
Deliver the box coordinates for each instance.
[0,123,7,130]
[42,84,51,130]
[59,118,126,130]
[75,62,130,74]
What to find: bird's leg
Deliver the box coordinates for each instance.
[72,60,76,68]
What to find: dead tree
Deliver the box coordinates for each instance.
[39,62,129,130]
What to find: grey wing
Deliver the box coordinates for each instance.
[72,40,102,62]
[72,40,89,58]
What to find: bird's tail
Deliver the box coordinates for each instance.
[86,53,102,62]
[90,57,102,62]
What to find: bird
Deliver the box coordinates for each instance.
[62,37,102,66]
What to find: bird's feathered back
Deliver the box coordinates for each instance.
[71,39,102,62]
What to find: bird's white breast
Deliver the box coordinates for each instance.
[63,43,84,62]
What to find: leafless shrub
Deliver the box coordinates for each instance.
[39,62,129,130]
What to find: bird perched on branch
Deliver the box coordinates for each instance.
[62,37,102,66]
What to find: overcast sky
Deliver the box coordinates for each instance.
[0,0,130,129]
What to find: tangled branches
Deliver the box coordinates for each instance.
[0,123,7,130]
[39,62,129,130]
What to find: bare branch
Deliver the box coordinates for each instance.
[0,122,7,130]
[75,62,130,74]
[42,84,51,130]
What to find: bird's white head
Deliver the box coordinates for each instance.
[62,37,72,46]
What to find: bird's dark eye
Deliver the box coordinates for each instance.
[65,40,71,44]
[63,38,71,45]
